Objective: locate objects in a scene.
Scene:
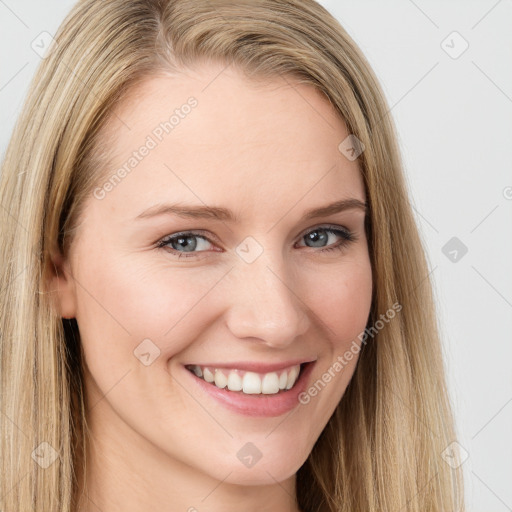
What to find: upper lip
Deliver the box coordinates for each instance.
[184,359,316,374]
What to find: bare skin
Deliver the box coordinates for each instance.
[50,62,373,512]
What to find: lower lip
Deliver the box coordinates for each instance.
[182,362,316,418]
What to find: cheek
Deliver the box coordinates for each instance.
[293,256,372,432]
[308,256,373,347]
[72,251,224,366]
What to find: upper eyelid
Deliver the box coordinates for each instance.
[296,224,351,243]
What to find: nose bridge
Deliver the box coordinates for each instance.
[224,245,309,346]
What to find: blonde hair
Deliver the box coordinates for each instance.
[0,0,465,510]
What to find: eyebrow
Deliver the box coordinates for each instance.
[135,198,367,223]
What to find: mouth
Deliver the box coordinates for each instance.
[184,361,311,396]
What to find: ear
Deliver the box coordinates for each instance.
[47,245,77,319]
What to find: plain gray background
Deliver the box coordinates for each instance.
[1,1,511,510]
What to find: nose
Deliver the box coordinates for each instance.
[224,253,310,348]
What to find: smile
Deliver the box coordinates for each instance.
[185,363,304,395]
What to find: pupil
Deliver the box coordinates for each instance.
[174,236,196,252]
[307,229,327,248]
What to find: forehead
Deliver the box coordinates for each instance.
[90,63,366,222]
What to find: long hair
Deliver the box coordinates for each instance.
[0,0,465,510]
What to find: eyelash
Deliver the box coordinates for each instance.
[156,224,358,259]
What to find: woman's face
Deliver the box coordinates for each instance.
[52,62,372,486]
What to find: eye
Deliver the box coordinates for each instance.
[296,225,357,253]
[156,231,216,259]
[156,224,357,259]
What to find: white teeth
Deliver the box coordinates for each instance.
[214,369,228,389]
[286,365,300,390]
[278,371,288,390]
[227,371,243,391]
[203,367,214,383]
[261,372,280,394]
[187,364,302,395]
[243,372,262,394]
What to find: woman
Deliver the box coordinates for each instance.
[0,0,465,510]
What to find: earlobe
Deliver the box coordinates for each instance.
[48,247,77,319]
